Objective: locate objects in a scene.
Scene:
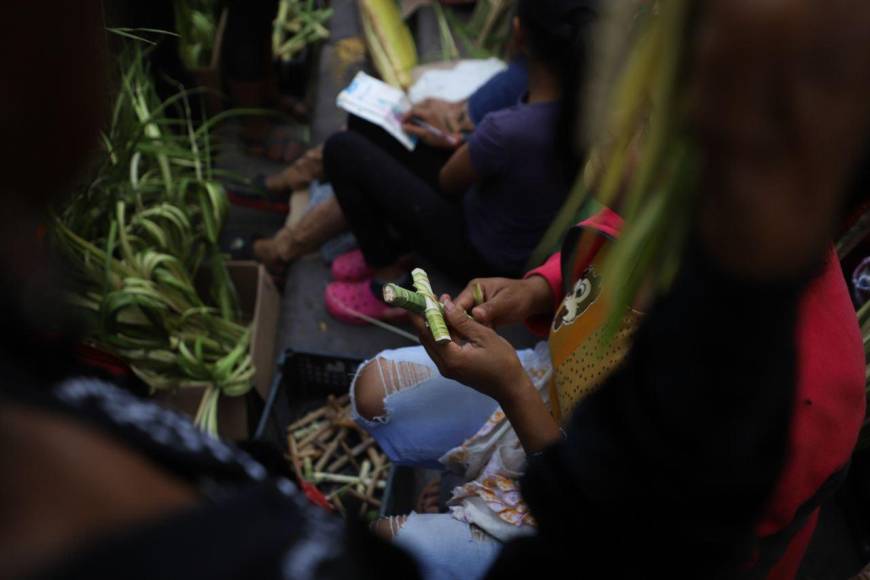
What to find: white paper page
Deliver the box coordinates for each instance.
[408,58,507,104]
[336,72,417,150]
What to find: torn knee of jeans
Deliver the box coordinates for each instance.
[370,515,409,540]
[353,358,434,422]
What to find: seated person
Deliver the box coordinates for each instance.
[259,0,597,328]
[257,57,530,194]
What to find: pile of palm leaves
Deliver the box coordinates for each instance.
[51,42,252,437]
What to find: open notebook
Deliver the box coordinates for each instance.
[336,72,417,150]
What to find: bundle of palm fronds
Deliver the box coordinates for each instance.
[272,0,333,63]
[51,43,252,436]
[174,0,223,69]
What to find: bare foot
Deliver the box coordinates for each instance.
[264,146,324,194]
[253,228,294,276]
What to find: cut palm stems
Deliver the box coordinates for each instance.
[287,395,391,518]
[382,283,429,315]
[382,280,481,320]
[411,268,451,343]
[472,282,485,306]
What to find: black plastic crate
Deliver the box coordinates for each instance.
[284,350,362,403]
[255,349,363,444]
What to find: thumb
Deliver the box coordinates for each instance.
[444,299,488,341]
[471,302,494,325]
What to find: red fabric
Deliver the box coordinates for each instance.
[227,191,289,214]
[301,481,334,512]
[75,343,132,379]
[524,251,563,336]
[758,253,866,578]
[524,207,623,336]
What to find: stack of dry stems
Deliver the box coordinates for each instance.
[286,394,391,517]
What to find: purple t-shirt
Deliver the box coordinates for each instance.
[464,100,567,274]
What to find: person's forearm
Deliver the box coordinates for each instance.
[499,375,561,454]
[438,145,477,195]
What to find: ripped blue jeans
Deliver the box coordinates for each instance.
[351,346,500,468]
[350,346,503,580]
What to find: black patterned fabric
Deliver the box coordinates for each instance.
[0,373,419,580]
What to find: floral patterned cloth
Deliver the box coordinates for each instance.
[438,343,552,542]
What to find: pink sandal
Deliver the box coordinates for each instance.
[324,279,407,325]
[331,249,375,282]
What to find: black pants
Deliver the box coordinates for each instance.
[346,115,451,189]
[323,130,510,282]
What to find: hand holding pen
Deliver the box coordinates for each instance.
[401,99,465,149]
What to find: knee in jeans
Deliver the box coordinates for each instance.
[354,360,387,421]
[370,515,409,540]
[353,357,435,422]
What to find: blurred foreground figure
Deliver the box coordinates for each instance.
[0,3,418,579]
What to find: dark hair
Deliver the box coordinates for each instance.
[518,0,599,182]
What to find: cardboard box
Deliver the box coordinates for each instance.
[157,261,280,440]
[228,261,281,400]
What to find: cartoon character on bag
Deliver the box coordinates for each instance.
[552,267,602,332]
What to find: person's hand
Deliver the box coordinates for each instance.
[454,276,554,328]
[401,99,465,149]
[693,0,870,281]
[410,298,530,403]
